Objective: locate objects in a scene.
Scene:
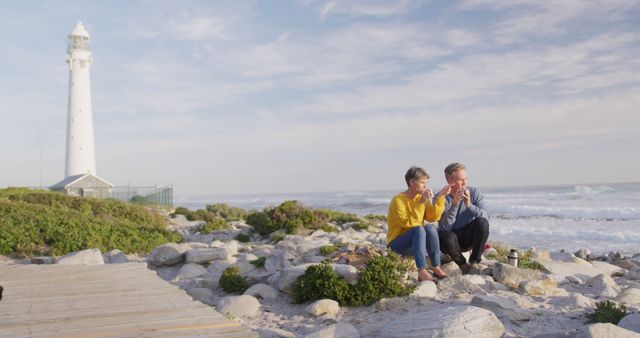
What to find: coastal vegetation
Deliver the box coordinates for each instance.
[246,200,383,236]
[586,300,628,324]
[293,252,415,306]
[0,188,180,256]
[219,266,250,294]
[173,203,247,222]
[485,245,545,271]
[250,256,266,268]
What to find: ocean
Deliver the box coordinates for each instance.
[175,182,640,256]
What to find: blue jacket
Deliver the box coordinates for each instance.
[437,186,489,231]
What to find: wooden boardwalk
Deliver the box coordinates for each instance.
[0,263,257,338]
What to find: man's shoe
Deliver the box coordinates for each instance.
[459,263,470,274]
[468,263,483,275]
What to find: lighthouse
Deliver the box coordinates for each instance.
[51,22,113,197]
[65,21,96,177]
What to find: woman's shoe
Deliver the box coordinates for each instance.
[432,266,449,279]
[417,269,434,282]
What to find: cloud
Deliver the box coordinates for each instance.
[166,13,232,41]
[319,0,428,19]
[460,0,640,44]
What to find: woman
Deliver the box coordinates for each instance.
[387,166,451,281]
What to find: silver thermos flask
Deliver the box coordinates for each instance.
[507,249,519,267]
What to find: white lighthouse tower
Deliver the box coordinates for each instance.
[51,22,113,197]
[65,21,96,177]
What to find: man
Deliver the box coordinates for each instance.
[387,166,451,281]
[437,162,490,273]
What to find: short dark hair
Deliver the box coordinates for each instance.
[405,166,430,187]
[444,162,466,177]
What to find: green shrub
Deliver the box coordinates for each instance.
[173,207,191,217]
[199,218,230,233]
[246,200,329,235]
[351,222,370,231]
[270,232,286,243]
[205,203,247,221]
[321,224,339,233]
[485,246,545,271]
[234,233,251,243]
[611,271,625,278]
[348,252,415,306]
[319,245,337,255]
[0,188,181,256]
[318,209,360,225]
[364,214,387,222]
[219,266,249,294]
[250,256,266,268]
[293,261,352,304]
[587,300,628,324]
[292,251,415,306]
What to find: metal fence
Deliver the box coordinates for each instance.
[111,185,173,207]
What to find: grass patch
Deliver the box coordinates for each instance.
[319,245,338,255]
[485,245,545,271]
[250,256,266,268]
[172,203,247,222]
[234,233,251,243]
[0,188,181,256]
[586,300,628,324]
[318,209,361,225]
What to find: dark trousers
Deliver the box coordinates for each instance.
[438,217,490,265]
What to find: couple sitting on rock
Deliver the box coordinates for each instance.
[387,163,490,282]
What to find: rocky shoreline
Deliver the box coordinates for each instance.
[2,215,639,337]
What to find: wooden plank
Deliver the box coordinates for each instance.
[0,263,257,338]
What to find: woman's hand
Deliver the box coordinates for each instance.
[420,188,434,204]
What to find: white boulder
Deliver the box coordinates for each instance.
[269,263,317,294]
[616,288,640,306]
[185,248,229,264]
[244,283,280,300]
[411,280,437,298]
[578,323,640,338]
[376,297,407,311]
[175,263,209,280]
[305,299,340,317]
[470,294,531,323]
[216,295,261,318]
[149,243,190,266]
[618,314,640,333]
[265,252,292,273]
[492,262,541,289]
[57,248,104,265]
[186,287,214,303]
[586,274,621,298]
[379,305,505,338]
[103,249,128,264]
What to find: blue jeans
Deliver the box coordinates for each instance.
[389,224,442,269]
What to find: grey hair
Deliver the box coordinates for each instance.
[444,162,466,177]
[404,166,430,187]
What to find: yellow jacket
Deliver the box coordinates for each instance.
[386,192,446,245]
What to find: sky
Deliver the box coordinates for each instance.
[1,0,639,196]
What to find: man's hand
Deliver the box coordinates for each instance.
[462,188,471,207]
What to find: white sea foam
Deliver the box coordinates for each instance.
[177,182,640,255]
[487,204,640,220]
